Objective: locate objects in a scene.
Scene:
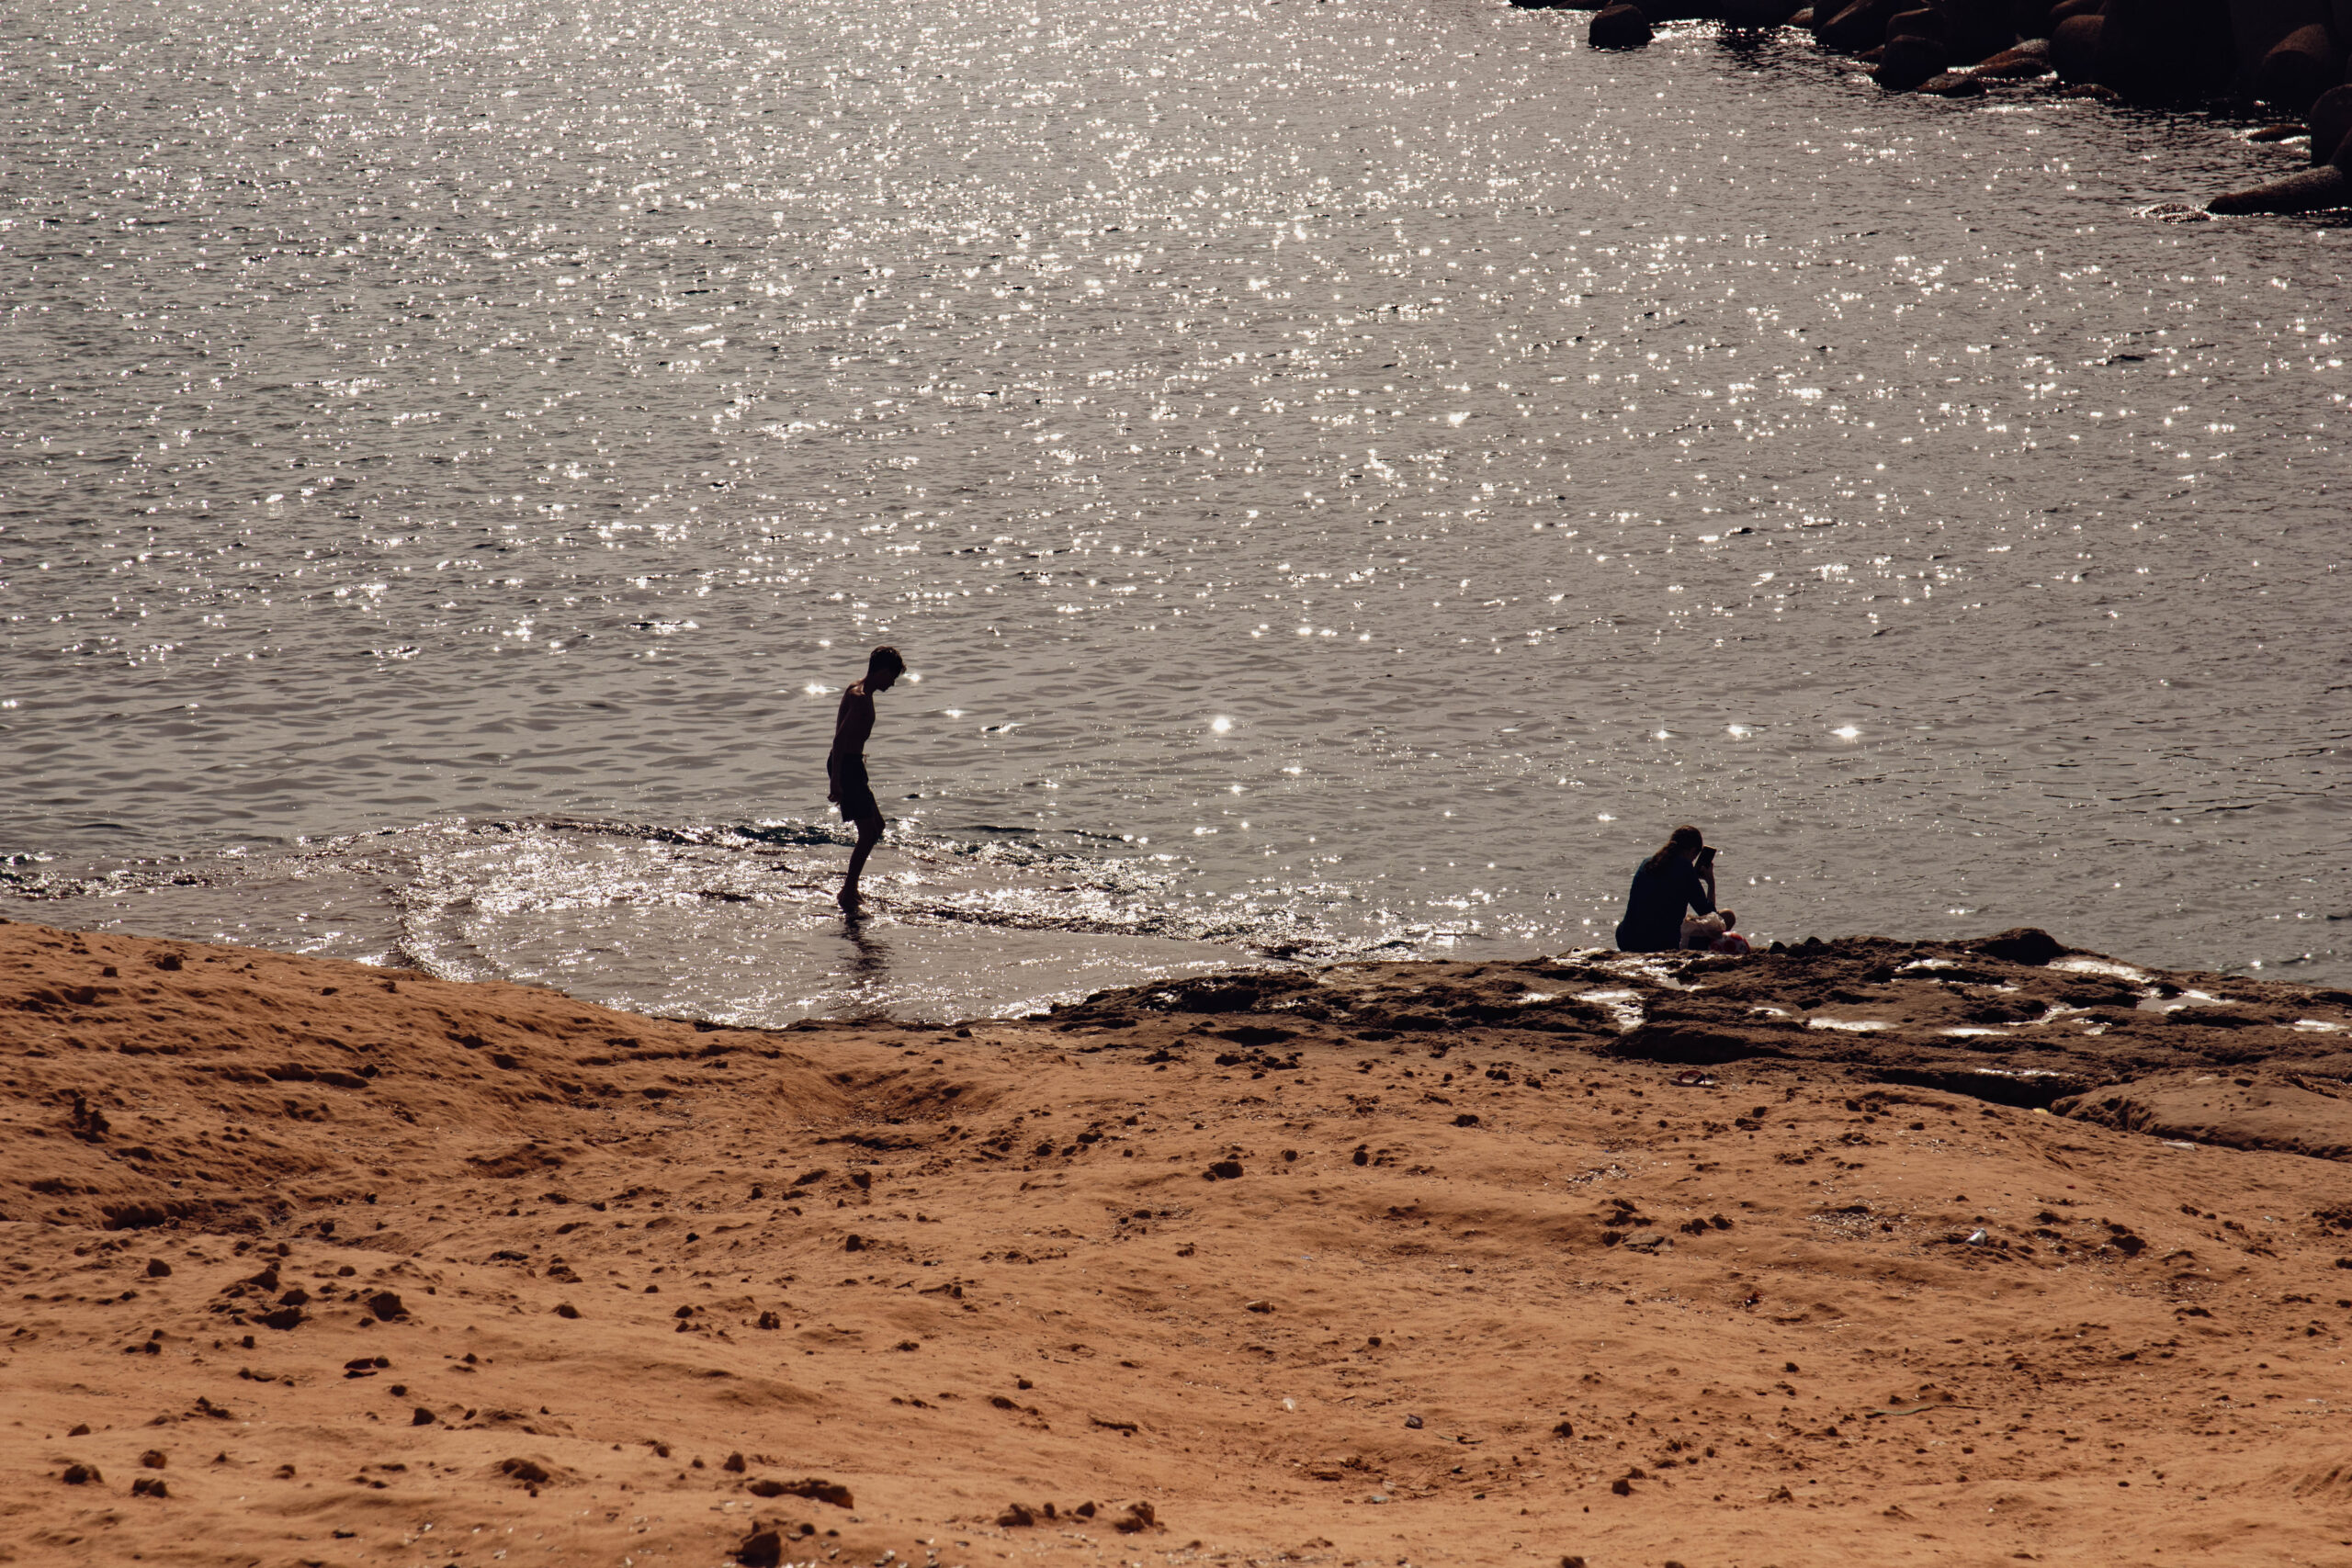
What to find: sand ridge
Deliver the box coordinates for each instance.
[6,917,2352,1566]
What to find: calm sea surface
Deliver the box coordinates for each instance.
[4,0,2346,1021]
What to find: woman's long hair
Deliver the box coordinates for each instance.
[1645,824,1704,871]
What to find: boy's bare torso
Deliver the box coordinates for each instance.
[830,681,876,766]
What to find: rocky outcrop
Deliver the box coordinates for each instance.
[1817,0,1910,49]
[1878,29,1957,83]
[1506,0,2352,212]
[2311,82,2352,160]
[2206,156,2352,209]
[1974,35,2057,69]
[2256,20,2346,107]
[2052,11,2109,73]
[2227,0,2332,83]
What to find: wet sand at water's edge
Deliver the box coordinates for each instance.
[6,916,2352,1565]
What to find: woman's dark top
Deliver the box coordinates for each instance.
[1613,855,1714,952]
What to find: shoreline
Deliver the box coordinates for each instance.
[1541,0,2352,214]
[6,916,2352,1565]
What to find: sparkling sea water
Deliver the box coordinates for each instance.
[4,0,2346,1021]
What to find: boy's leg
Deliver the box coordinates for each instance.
[839,811,884,911]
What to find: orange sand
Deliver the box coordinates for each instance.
[6,917,2352,1567]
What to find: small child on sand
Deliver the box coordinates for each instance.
[1679,911,1751,956]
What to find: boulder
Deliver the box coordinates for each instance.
[1887,4,1948,40]
[1639,0,1724,16]
[1920,67,1994,88]
[1878,29,1956,82]
[1789,4,1818,20]
[2052,12,2106,76]
[1819,0,1909,49]
[1589,3,1656,45]
[1971,927,2070,964]
[2311,82,2352,163]
[1973,36,2055,70]
[2207,161,2352,211]
[2256,22,2346,110]
[2049,0,2107,21]
[2228,0,2331,87]
[2095,0,2236,100]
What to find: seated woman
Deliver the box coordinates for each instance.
[1613,825,1736,953]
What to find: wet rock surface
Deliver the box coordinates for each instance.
[1045,929,2352,1149]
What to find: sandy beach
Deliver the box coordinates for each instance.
[7,916,2352,1567]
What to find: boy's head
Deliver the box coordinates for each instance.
[865,645,906,691]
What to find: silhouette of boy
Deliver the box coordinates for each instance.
[828,645,904,915]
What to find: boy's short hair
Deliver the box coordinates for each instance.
[866,645,905,679]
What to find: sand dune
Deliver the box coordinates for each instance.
[6,915,2352,1567]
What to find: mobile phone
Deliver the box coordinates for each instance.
[1697,846,1717,869]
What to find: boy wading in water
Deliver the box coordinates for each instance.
[828,645,904,916]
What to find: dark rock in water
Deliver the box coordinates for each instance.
[2056,1072,2352,1161]
[2226,0,2331,89]
[1887,4,1947,40]
[1589,4,1656,45]
[1788,4,1818,21]
[2208,162,2352,212]
[1722,0,1802,24]
[1878,31,1954,85]
[1919,68,1992,90]
[2052,12,2105,76]
[2059,78,2121,96]
[2048,0,2107,21]
[2311,84,2352,164]
[2256,23,2345,112]
[1974,37,2055,72]
[1971,928,2068,965]
[2246,120,2310,140]
[1818,0,1907,49]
